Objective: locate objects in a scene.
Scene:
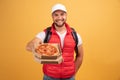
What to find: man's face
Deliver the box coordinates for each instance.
[52,10,67,27]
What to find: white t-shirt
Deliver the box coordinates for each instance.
[36,31,82,48]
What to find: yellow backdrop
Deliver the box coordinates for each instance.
[0,0,120,80]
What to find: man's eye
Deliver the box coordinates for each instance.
[54,14,58,16]
[61,13,64,16]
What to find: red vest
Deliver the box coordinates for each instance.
[43,23,76,78]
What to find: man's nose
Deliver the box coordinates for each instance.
[57,15,62,19]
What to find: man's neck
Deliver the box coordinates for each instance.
[55,24,67,34]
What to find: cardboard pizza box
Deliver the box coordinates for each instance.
[32,43,62,59]
[34,55,63,64]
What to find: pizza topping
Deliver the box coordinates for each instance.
[35,44,58,56]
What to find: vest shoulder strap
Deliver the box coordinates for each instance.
[43,27,51,43]
[71,28,79,57]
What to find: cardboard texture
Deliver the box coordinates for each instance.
[34,55,63,64]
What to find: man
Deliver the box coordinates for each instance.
[26,3,83,80]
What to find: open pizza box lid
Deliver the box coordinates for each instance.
[32,43,62,59]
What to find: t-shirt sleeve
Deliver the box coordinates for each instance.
[36,31,45,42]
[77,33,83,46]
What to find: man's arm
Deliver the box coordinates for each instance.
[75,44,84,74]
[26,37,42,52]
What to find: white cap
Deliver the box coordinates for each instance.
[52,3,67,13]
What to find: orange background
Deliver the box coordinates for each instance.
[0,0,120,80]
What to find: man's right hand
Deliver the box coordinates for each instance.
[26,37,42,52]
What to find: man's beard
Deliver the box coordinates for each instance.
[54,18,66,27]
[54,22,65,27]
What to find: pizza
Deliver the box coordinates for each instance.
[35,43,58,56]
